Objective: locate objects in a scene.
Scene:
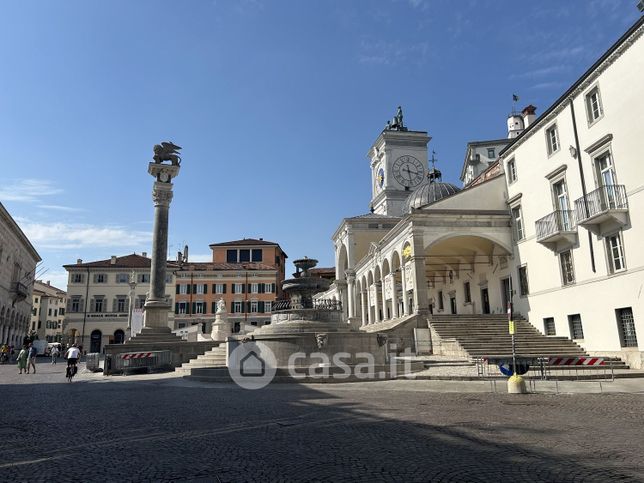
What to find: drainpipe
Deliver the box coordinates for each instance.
[569,98,596,273]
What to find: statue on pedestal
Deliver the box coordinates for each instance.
[211,298,232,342]
[153,142,182,166]
[385,106,407,131]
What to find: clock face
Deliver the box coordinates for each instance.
[377,167,385,189]
[392,155,425,188]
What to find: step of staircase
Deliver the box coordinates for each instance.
[429,315,595,361]
[176,345,227,375]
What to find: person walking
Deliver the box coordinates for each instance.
[17,345,28,374]
[50,345,60,364]
[0,343,9,363]
[26,343,37,374]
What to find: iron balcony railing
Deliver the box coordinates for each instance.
[574,185,628,223]
[272,298,343,312]
[535,210,576,241]
[11,281,29,299]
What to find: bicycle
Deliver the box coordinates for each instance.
[66,358,78,382]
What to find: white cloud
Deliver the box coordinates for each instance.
[187,254,213,262]
[0,179,63,202]
[531,81,567,90]
[359,39,430,66]
[509,65,568,80]
[34,270,69,292]
[37,204,87,212]
[15,219,151,250]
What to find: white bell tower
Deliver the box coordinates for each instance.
[368,108,431,217]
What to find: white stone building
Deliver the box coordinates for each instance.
[31,280,67,343]
[0,202,41,347]
[320,16,644,368]
[63,254,177,353]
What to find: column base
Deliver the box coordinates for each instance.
[143,300,172,329]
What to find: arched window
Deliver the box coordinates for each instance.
[113,329,125,344]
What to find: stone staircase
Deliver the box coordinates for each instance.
[429,314,589,360]
[175,345,227,375]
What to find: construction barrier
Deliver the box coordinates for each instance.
[105,350,173,375]
[548,356,605,366]
[476,356,615,381]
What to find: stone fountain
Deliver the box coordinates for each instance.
[186,257,423,384]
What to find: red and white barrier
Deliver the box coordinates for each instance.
[548,356,605,366]
[121,352,153,360]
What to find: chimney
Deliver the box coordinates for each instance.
[46,280,50,286]
[142,252,147,258]
[259,238,263,241]
[76,259,83,265]
[521,105,537,128]
[183,245,189,263]
[110,256,117,265]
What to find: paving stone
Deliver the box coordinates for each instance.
[1,358,643,482]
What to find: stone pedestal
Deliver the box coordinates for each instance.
[211,301,232,342]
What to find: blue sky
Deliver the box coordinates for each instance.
[1,0,641,289]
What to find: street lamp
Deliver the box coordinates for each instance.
[126,270,137,342]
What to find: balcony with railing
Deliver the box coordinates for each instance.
[574,185,629,236]
[11,281,29,303]
[535,209,577,251]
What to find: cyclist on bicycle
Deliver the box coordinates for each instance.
[65,344,81,380]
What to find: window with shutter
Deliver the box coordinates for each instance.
[187,284,192,294]
[259,301,265,313]
[192,284,197,294]
[212,302,216,313]
[223,284,227,293]
[175,303,179,314]
[232,284,236,294]
[204,284,208,294]
[176,285,180,294]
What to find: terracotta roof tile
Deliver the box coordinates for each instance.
[63,254,179,270]
[209,238,280,247]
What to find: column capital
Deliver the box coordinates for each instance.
[152,182,174,207]
[344,269,356,283]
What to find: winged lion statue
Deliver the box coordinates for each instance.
[153,142,182,166]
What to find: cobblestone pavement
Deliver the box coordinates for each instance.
[2,359,643,482]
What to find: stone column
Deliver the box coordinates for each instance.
[335,279,347,319]
[391,273,399,319]
[411,255,429,315]
[360,290,367,326]
[345,270,356,319]
[401,265,410,316]
[143,163,180,332]
[367,285,373,324]
[380,278,388,320]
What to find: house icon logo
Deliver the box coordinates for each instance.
[240,350,265,377]
[228,341,277,390]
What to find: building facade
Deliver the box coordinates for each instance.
[173,238,287,332]
[0,202,41,347]
[499,17,644,368]
[321,16,644,368]
[31,280,67,343]
[63,254,177,352]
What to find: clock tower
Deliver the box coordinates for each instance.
[368,108,431,217]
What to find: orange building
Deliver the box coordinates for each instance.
[173,238,287,332]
